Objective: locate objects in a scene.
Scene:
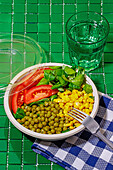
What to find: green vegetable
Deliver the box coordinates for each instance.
[29,98,50,106]
[89,96,94,100]
[63,65,75,75]
[49,66,62,69]
[50,94,57,101]
[44,70,55,81]
[58,87,64,92]
[83,83,93,94]
[57,76,66,85]
[37,78,49,86]
[62,129,70,133]
[51,84,62,89]
[13,108,25,119]
[70,74,84,89]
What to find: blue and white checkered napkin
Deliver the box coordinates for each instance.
[31,92,113,170]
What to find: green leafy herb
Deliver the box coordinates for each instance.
[13,108,25,119]
[50,94,58,101]
[29,98,50,106]
[70,74,84,89]
[83,83,93,94]
[89,96,94,100]
[58,87,64,92]
[49,66,62,69]
[37,78,49,86]
[63,65,75,75]
[44,70,55,81]
[51,84,62,90]
[62,129,70,133]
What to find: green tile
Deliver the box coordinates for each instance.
[14,14,25,23]
[90,74,104,84]
[51,33,62,42]
[51,14,62,22]
[53,164,64,170]
[0,105,6,116]
[38,154,51,164]
[0,0,12,2]
[95,83,105,93]
[51,53,63,63]
[0,4,12,13]
[38,42,49,52]
[107,33,113,42]
[14,4,25,13]
[0,14,12,23]
[51,43,62,52]
[8,152,22,164]
[28,0,37,3]
[15,0,25,3]
[27,4,37,13]
[104,63,113,73]
[23,140,33,151]
[103,13,113,23]
[64,0,77,3]
[23,165,36,170]
[26,14,37,23]
[0,140,7,151]
[90,0,101,3]
[0,165,6,170]
[51,23,62,33]
[0,116,9,128]
[64,4,76,13]
[38,165,51,170]
[0,152,7,165]
[10,128,22,140]
[26,33,38,41]
[52,0,63,3]
[38,4,50,14]
[0,23,11,32]
[23,151,36,164]
[103,4,113,13]
[38,0,50,3]
[0,128,8,139]
[38,14,50,23]
[8,165,21,170]
[26,24,37,32]
[64,13,73,23]
[38,33,49,42]
[64,42,68,52]
[105,73,113,83]
[64,53,70,64]
[77,4,88,12]
[51,4,63,13]
[13,23,24,33]
[38,23,50,33]
[9,140,22,152]
[106,83,113,93]
[89,4,101,13]
[104,53,113,62]
[0,98,4,105]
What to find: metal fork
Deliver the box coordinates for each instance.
[68,108,113,149]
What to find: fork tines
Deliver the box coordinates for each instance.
[68,107,88,123]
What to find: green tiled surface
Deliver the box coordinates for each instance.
[0,0,113,170]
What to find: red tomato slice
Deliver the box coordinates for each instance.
[12,84,25,113]
[24,85,58,104]
[12,67,52,113]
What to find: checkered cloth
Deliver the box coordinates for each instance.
[31,92,113,170]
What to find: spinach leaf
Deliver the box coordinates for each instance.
[83,83,93,94]
[70,74,84,89]
[44,70,55,81]
[50,94,57,101]
[29,98,50,106]
[58,87,64,92]
[49,66,62,69]
[51,84,62,89]
[57,76,66,85]
[37,78,49,86]
[63,65,75,75]
[13,108,25,119]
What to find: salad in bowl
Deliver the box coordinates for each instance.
[4,63,99,141]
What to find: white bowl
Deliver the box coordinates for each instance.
[4,63,99,141]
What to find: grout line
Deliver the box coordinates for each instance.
[6,0,14,169]
[49,0,52,62]
[62,0,65,63]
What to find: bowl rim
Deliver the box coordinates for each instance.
[4,63,99,141]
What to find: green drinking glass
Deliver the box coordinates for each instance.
[66,11,110,72]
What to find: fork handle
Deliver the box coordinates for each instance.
[95,130,113,149]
